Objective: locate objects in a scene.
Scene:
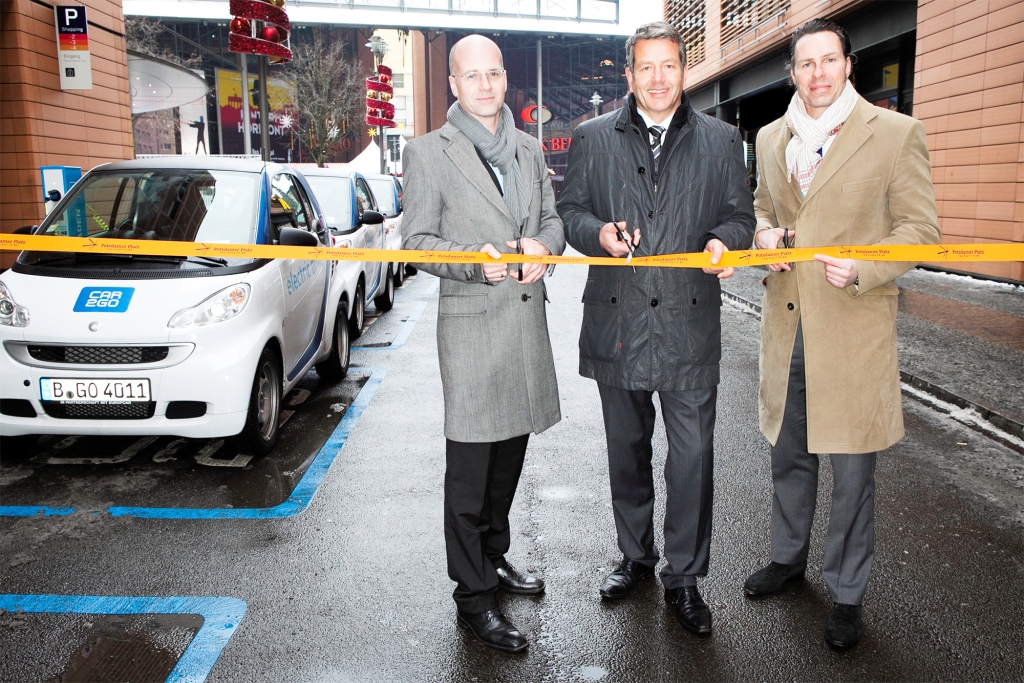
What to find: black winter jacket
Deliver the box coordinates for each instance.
[557,95,755,391]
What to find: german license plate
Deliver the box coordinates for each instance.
[40,378,151,403]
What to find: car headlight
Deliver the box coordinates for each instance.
[0,282,30,327]
[333,236,353,249]
[168,283,250,329]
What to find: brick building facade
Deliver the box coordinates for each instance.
[667,0,1023,282]
[0,0,135,268]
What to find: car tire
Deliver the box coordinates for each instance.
[394,262,404,288]
[315,301,350,382]
[0,434,39,458]
[230,346,282,456]
[374,265,395,312]
[349,282,365,340]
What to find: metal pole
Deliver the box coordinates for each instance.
[536,38,543,153]
[379,126,386,174]
[258,55,271,162]
[239,53,252,156]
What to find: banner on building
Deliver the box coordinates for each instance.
[214,69,297,162]
[54,6,92,90]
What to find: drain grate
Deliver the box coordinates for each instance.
[55,635,179,683]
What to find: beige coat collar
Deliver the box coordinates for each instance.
[774,96,878,204]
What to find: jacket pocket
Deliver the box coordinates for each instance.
[580,278,619,362]
[438,293,487,317]
[842,177,881,194]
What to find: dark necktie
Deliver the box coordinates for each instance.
[649,125,666,175]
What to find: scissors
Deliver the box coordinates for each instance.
[616,223,636,271]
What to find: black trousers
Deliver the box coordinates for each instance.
[444,434,529,613]
[598,383,716,589]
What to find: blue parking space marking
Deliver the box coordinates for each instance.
[0,366,386,520]
[0,594,246,683]
[0,505,74,517]
[352,300,427,351]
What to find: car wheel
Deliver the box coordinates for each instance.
[393,262,404,288]
[0,434,39,458]
[229,346,282,456]
[374,265,395,312]
[315,301,350,382]
[349,282,365,339]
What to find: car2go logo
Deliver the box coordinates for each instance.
[73,287,134,312]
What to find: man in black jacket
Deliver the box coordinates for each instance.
[557,21,755,635]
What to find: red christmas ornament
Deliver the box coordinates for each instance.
[230,17,250,34]
[259,25,281,43]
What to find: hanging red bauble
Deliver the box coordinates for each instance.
[380,74,391,85]
[230,17,251,35]
[259,25,281,42]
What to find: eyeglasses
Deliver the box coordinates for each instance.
[453,69,506,83]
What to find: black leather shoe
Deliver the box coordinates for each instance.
[825,603,863,648]
[743,561,807,597]
[665,586,713,635]
[495,561,545,595]
[599,558,655,600]
[457,609,528,653]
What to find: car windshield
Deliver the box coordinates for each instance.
[305,176,353,231]
[21,169,260,269]
[367,179,397,216]
[43,169,259,243]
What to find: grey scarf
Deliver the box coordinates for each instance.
[447,102,529,229]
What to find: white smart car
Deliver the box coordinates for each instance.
[0,158,382,455]
[302,168,397,334]
[362,173,406,287]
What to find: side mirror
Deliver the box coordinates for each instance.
[359,210,384,225]
[13,225,37,235]
[278,227,319,247]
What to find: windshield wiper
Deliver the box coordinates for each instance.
[186,255,229,266]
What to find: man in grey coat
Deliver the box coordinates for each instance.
[558,22,755,636]
[402,34,565,654]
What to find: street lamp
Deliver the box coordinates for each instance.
[365,35,388,68]
[590,91,602,118]
[365,35,389,173]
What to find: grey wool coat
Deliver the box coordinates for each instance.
[402,122,566,443]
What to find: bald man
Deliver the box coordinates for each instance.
[402,35,565,653]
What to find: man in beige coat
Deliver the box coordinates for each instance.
[744,19,940,648]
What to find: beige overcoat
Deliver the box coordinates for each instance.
[753,96,940,454]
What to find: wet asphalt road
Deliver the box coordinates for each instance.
[1,260,1023,682]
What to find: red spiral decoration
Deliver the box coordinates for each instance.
[228,0,292,62]
[366,64,396,129]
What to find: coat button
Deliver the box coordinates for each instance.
[522,293,530,302]
[651,298,658,307]
[648,210,654,218]
[611,297,617,304]
[638,166,645,175]
[787,302,795,310]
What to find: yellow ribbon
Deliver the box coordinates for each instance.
[1,234,1021,268]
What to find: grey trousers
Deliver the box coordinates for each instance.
[770,324,877,605]
[598,383,716,590]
